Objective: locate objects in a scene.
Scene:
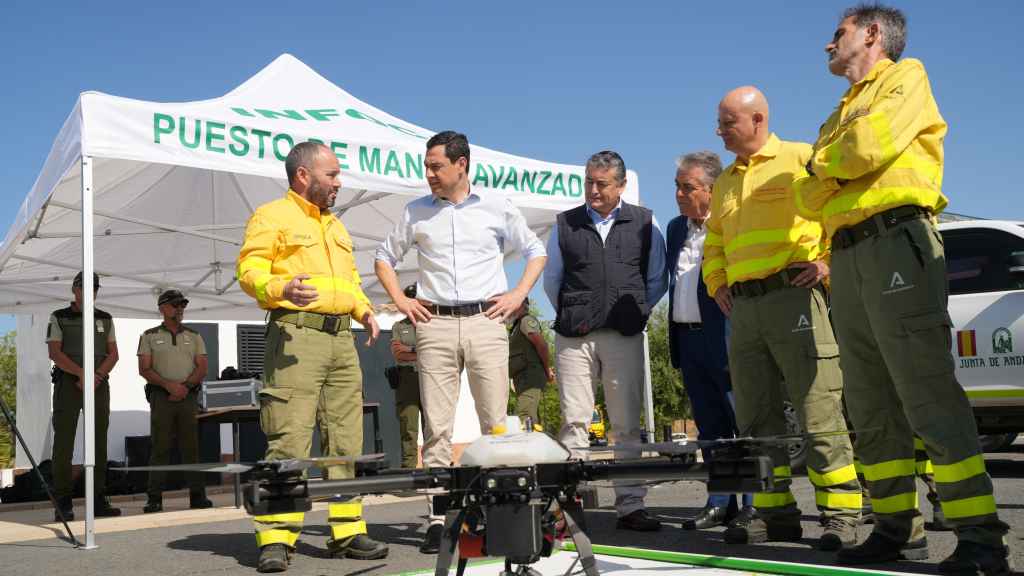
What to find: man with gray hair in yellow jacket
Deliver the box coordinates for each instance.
[799,4,1009,573]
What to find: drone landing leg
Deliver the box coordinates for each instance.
[561,502,598,576]
[0,395,80,547]
[434,509,465,576]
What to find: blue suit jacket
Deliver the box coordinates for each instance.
[666,215,728,369]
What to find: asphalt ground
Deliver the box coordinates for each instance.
[1,445,1022,576]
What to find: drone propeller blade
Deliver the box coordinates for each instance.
[581,427,878,454]
[578,441,700,455]
[114,462,254,474]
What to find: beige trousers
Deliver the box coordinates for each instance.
[416,312,510,468]
[556,328,647,516]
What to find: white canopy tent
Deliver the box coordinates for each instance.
[0,54,646,546]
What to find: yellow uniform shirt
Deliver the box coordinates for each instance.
[797,58,947,238]
[703,134,826,298]
[237,190,373,320]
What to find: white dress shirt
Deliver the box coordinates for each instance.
[672,218,707,323]
[375,191,546,306]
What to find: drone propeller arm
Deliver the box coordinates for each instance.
[580,454,773,494]
[581,458,708,483]
[304,469,452,499]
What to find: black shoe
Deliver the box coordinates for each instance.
[189,494,214,509]
[938,541,1012,576]
[837,532,929,565]
[420,524,444,554]
[143,498,163,514]
[616,509,662,532]
[54,496,74,522]
[683,506,731,530]
[257,543,291,573]
[723,506,802,544]
[95,497,122,517]
[328,533,389,560]
[818,517,858,551]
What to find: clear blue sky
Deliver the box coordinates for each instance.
[0,1,1019,330]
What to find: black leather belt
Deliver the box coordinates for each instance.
[272,309,351,335]
[731,268,800,299]
[831,205,931,250]
[674,322,703,331]
[426,301,494,317]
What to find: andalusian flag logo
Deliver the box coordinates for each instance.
[957,330,977,357]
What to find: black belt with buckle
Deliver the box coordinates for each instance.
[674,321,703,331]
[426,301,495,317]
[731,268,800,299]
[272,309,351,335]
[832,205,931,251]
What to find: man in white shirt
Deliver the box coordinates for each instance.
[666,151,750,531]
[375,130,547,553]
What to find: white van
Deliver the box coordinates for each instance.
[940,219,1024,449]
[785,219,1024,468]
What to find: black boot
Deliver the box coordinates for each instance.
[723,506,802,544]
[683,505,732,530]
[327,534,389,560]
[420,524,443,554]
[938,541,1012,576]
[837,532,929,565]
[54,496,74,522]
[95,496,122,517]
[144,495,163,514]
[257,543,291,573]
[190,491,214,509]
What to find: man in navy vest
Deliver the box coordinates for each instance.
[544,150,667,531]
[667,151,751,530]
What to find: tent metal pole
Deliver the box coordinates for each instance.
[642,329,655,443]
[36,223,246,238]
[27,200,50,241]
[81,155,97,549]
[7,254,241,301]
[48,200,239,245]
[347,231,386,243]
[6,257,225,279]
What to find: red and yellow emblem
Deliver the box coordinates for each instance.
[957,330,977,357]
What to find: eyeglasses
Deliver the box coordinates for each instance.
[164,301,188,309]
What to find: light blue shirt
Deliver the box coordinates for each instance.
[543,202,668,310]
[375,191,546,306]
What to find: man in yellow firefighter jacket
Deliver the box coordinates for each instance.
[798,5,1010,573]
[238,142,386,572]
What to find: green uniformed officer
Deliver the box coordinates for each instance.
[46,271,121,521]
[389,284,421,468]
[137,289,214,513]
[507,298,553,429]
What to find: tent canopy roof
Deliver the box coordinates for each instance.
[0,54,638,321]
